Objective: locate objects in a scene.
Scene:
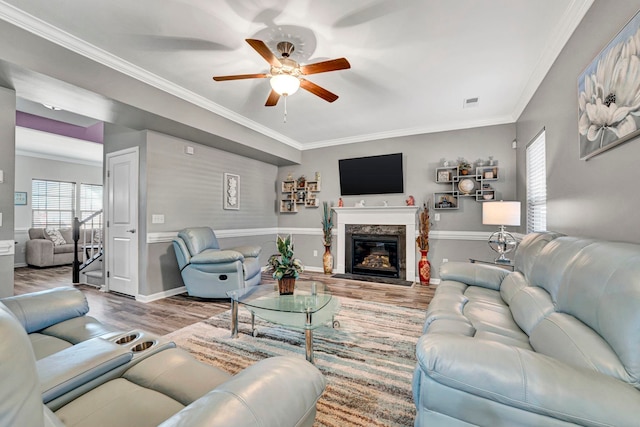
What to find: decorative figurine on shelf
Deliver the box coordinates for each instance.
[356,200,365,207]
[297,175,306,188]
[406,195,415,206]
[315,171,321,182]
[383,200,389,207]
[286,172,294,181]
[338,197,344,207]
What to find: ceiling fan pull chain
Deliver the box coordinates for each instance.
[283,95,288,123]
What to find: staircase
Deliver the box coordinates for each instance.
[72,210,104,287]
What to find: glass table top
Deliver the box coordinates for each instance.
[227,281,332,314]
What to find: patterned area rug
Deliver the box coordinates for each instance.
[165,297,426,427]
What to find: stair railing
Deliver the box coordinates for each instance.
[72,209,104,284]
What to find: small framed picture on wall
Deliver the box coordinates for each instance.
[14,192,27,205]
[223,173,240,210]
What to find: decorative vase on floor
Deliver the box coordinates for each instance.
[323,246,334,275]
[278,277,296,295]
[418,250,431,285]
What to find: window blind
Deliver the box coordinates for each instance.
[32,179,76,228]
[526,131,547,233]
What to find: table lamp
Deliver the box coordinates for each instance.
[482,201,521,263]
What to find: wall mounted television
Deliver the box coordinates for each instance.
[339,153,404,196]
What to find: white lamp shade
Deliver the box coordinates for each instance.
[482,201,521,226]
[270,74,300,96]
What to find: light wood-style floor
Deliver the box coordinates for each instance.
[13,266,434,336]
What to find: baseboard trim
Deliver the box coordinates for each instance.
[136,286,187,303]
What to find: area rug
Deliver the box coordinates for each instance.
[165,297,426,427]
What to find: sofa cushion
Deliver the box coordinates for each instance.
[45,228,67,246]
[530,313,631,383]
[40,316,117,344]
[0,304,45,427]
[54,378,184,427]
[513,231,564,280]
[53,244,77,254]
[509,286,554,335]
[124,348,231,406]
[1,287,89,334]
[29,333,73,360]
[554,240,640,388]
[178,227,219,256]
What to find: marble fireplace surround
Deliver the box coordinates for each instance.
[333,206,419,282]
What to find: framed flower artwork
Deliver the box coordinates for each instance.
[578,10,640,160]
[223,173,239,210]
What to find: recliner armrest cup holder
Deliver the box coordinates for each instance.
[110,330,175,364]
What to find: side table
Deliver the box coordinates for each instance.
[469,258,515,271]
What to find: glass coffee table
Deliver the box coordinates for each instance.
[226,281,340,364]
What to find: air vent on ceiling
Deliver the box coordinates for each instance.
[463,97,479,108]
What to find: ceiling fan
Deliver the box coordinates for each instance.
[213,39,351,106]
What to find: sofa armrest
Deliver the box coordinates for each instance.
[37,337,132,403]
[172,238,191,270]
[439,261,508,290]
[1,287,89,333]
[230,245,261,258]
[26,238,54,267]
[416,334,640,426]
[191,249,244,264]
[159,356,326,427]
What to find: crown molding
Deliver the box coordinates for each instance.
[0,1,301,150]
[300,115,515,150]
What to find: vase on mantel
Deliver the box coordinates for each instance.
[322,246,334,275]
[418,250,431,285]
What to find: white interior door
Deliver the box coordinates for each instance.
[106,148,139,296]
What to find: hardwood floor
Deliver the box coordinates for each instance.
[13,266,434,336]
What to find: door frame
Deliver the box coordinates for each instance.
[104,146,139,296]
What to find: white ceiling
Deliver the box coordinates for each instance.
[2,0,593,151]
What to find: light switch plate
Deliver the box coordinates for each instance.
[152,214,165,224]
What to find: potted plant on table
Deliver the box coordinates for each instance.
[321,201,334,274]
[416,201,431,285]
[268,235,304,295]
[458,158,472,175]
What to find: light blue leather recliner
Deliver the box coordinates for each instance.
[172,227,262,298]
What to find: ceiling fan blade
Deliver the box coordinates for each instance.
[300,58,351,75]
[212,73,268,81]
[300,79,339,103]
[265,90,280,106]
[245,39,282,68]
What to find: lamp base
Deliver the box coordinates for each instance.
[488,227,517,263]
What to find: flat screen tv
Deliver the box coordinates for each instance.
[339,153,404,196]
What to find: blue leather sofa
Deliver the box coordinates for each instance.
[173,227,262,298]
[0,286,325,426]
[413,232,640,426]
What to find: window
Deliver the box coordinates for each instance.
[32,179,76,228]
[526,130,547,233]
[80,183,103,228]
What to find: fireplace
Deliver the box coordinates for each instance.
[334,206,419,282]
[350,235,399,278]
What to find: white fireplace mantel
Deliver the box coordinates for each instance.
[333,206,419,281]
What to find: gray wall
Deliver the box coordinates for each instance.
[277,124,517,278]
[0,87,15,297]
[516,0,640,243]
[14,155,102,266]
[103,127,279,297]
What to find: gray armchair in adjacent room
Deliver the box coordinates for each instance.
[172,227,262,298]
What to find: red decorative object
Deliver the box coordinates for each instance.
[418,250,431,285]
[338,197,343,207]
[406,195,415,206]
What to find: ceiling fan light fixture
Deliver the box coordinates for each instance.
[270,74,300,96]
